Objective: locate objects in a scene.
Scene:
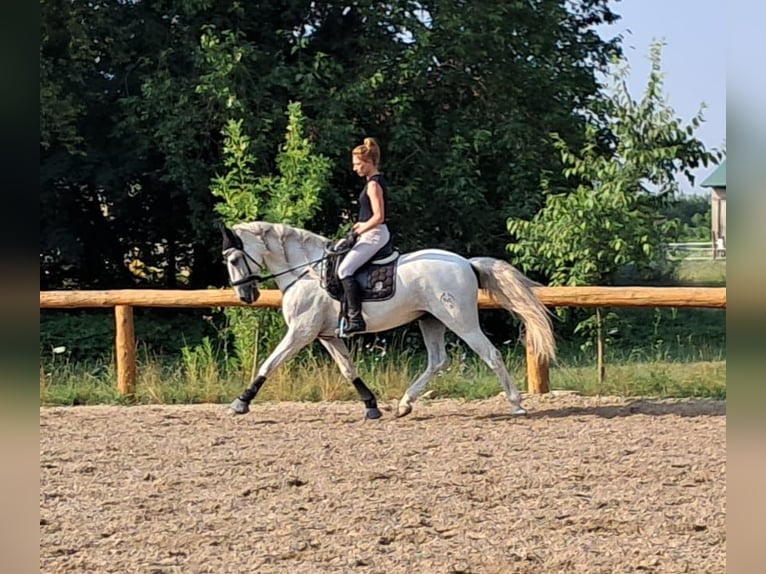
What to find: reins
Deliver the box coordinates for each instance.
[229,248,332,288]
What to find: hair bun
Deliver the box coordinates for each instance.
[353,137,381,167]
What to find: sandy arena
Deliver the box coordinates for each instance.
[40,394,725,573]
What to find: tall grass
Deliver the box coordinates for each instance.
[40,336,726,407]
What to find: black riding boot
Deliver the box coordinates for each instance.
[340,277,366,334]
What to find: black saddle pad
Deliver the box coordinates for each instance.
[321,251,399,302]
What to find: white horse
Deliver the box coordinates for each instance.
[222,221,555,418]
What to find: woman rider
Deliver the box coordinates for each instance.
[336,137,391,335]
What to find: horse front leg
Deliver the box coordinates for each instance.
[228,328,312,415]
[318,336,382,420]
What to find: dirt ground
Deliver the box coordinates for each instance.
[40,394,725,574]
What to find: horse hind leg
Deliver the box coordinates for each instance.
[397,316,450,418]
[457,329,526,415]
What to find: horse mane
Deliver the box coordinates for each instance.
[232,221,329,267]
[234,221,328,245]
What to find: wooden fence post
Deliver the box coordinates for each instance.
[525,332,550,394]
[115,305,136,396]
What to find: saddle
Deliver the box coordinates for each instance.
[320,235,399,302]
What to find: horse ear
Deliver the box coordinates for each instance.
[221,225,241,251]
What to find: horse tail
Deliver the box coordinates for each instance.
[469,257,556,363]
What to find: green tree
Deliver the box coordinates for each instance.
[507,42,720,384]
[663,194,713,242]
[41,0,620,294]
[368,0,621,257]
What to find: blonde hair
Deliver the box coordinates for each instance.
[352,137,381,167]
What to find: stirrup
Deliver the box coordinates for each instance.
[345,320,366,334]
[336,317,366,337]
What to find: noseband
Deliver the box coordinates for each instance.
[225,248,266,287]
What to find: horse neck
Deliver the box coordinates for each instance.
[260,228,325,274]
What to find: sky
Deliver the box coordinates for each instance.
[595,0,726,195]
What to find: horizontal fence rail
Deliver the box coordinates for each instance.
[40,286,726,397]
[40,286,727,310]
[667,241,723,261]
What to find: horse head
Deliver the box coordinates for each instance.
[221,225,262,305]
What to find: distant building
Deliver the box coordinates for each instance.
[701,159,726,257]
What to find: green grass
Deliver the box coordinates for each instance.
[40,342,726,407]
[550,359,725,399]
[671,259,726,285]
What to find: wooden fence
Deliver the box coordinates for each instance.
[667,241,719,260]
[40,286,726,397]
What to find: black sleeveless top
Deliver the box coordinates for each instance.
[358,173,388,223]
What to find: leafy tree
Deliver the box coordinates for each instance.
[663,195,712,242]
[210,118,262,223]
[367,0,621,257]
[41,0,620,291]
[507,42,720,384]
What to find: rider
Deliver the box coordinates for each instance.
[336,137,391,335]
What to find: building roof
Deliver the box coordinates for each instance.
[701,159,726,188]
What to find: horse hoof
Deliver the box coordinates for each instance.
[396,404,412,418]
[511,406,527,416]
[365,408,382,420]
[228,398,250,415]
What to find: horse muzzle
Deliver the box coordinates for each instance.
[236,283,260,305]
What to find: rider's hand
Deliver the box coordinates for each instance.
[334,238,351,251]
[333,230,359,252]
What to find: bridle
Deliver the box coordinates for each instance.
[225,247,328,292]
[225,247,268,287]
